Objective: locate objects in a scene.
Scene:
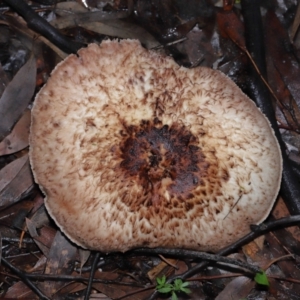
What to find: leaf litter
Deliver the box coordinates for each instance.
[1,0,300,299]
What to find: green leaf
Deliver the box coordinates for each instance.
[171,291,178,300]
[180,281,190,288]
[156,275,166,285]
[173,279,183,291]
[157,286,173,293]
[254,270,270,286]
[180,287,191,294]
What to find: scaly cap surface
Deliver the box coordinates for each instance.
[30,40,282,252]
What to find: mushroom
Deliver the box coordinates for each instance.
[29,39,282,253]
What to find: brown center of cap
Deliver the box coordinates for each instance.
[119,118,227,208]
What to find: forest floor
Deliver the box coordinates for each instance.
[1,0,300,299]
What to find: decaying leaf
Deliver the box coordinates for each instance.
[52,1,159,49]
[3,281,38,299]
[0,109,31,155]
[0,64,9,98]
[51,9,129,29]
[26,221,57,257]
[79,248,91,273]
[30,203,51,229]
[215,276,254,300]
[39,231,78,298]
[290,1,300,41]
[91,271,150,300]
[265,11,300,132]
[82,20,160,49]
[0,55,36,142]
[0,154,34,210]
[0,231,2,263]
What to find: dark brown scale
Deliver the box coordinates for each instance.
[119,119,217,207]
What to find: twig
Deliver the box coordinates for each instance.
[262,254,294,271]
[1,236,34,244]
[145,215,300,299]
[115,285,155,300]
[268,275,300,284]
[158,254,179,269]
[181,215,300,279]
[0,271,144,287]
[84,251,101,300]
[134,248,261,274]
[3,0,84,53]
[1,257,51,300]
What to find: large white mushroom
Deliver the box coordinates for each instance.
[29,39,282,253]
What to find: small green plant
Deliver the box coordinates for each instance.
[254,270,270,287]
[156,275,191,300]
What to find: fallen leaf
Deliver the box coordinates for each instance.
[27,224,57,257]
[265,12,300,123]
[27,255,47,273]
[81,20,160,49]
[79,248,91,273]
[51,10,129,29]
[215,276,254,300]
[3,281,38,299]
[39,231,78,297]
[0,55,36,142]
[0,154,34,210]
[147,258,177,282]
[91,271,150,300]
[290,1,300,40]
[0,109,31,155]
[51,2,159,48]
[30,203,51,229]
[0,63,9,98]
[0,231,2,263]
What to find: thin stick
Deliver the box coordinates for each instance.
[3,0,84,53]
[1,257,50,300]
[84,251,101,300]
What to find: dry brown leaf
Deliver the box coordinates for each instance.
[39,231,78,298]
[290,0,300,40]
[215,275,254,300]
[0,154,34,210]
[272,197,300,243]
[91,270,150,300]
[79,248,91,273]
[265,11,300,127]
[3,281,38,299]
[147,258,177,282]
[57,281,87,295]
[0,231,2,264]
[26,218,39,238]
[52,2,159,49]
[89,293,112,299]
[54,1,88,15]
[30,203,51,229]
[26,218,50,257]
[51,10,129,29]
[0,64,9,98]
[27,224,57,257]
[27,255,47,273]
[0,109,31,155]
[82,20,160,49]
[0,55,36,142]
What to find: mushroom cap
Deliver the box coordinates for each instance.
[30,40,282,253]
